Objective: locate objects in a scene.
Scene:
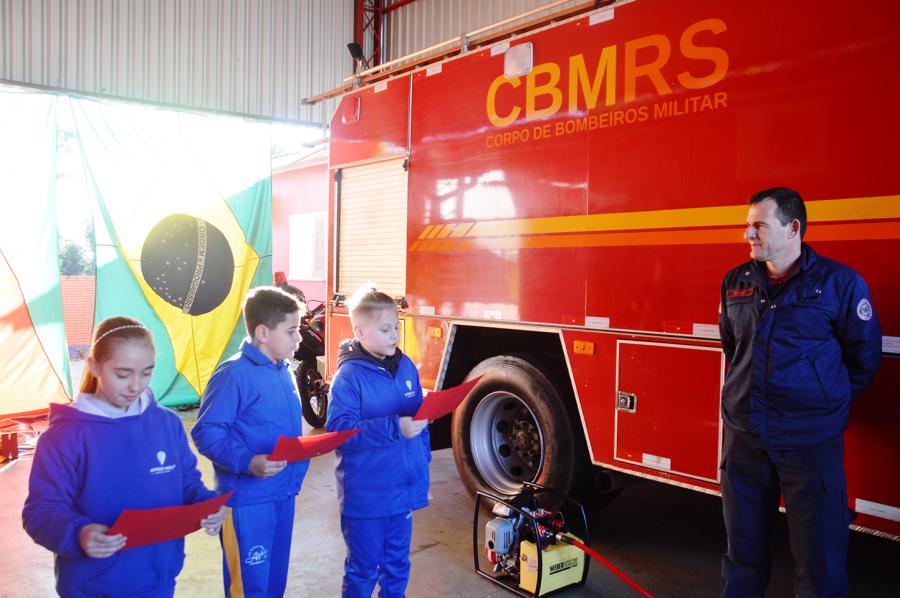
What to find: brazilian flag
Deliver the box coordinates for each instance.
[71,97,272,406]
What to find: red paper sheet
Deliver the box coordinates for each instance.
[268,429,360,462]
[108,491,233,551]
[414,376,482,421]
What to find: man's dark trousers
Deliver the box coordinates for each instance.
[721,428,853,597]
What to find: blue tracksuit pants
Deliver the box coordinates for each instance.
[721,429,852,598]
[221,498,296,598]
[341,511,413,598]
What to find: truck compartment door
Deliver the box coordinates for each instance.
[614,340,724,482]
[335,156,408,298]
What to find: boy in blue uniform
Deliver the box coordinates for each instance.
[192,287,311,597]
[327,287,431,598]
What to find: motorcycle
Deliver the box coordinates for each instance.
[274,274,329,428]
[293,300,328,428]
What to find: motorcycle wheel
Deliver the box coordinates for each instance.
[296,360,328,428]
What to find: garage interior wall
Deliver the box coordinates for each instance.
[0,0,352,125]
[272,157,329,303]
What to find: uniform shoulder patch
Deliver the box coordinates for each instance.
[856,298,873,321]
[726,288,755,299]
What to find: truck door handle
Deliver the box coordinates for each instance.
[616,391,637,413]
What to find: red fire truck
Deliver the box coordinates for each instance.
[319,0,900,538]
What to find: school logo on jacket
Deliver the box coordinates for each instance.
[245,545,268,566]
[857,298,873,321]
[404,379,415,398]
[149,450,177,475]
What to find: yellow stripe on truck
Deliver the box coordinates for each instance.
[465,196,900,238]
[408,196,900,252]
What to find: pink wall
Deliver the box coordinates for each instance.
[61,275,95,347]
[272,159,328,302]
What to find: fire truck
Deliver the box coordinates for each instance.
[317,0,900,538]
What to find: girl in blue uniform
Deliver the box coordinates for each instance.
[23,316,226,598]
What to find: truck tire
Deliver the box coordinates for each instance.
[451,355,575,502]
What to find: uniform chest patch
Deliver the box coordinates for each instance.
[726,288,755,299]
[149,449,176,475]
[857,298,873,321]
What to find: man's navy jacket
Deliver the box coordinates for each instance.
[719,244,882,449]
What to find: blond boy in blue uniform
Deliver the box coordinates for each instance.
[327,288,431,597]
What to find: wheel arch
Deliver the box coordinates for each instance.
[432,322,590,462]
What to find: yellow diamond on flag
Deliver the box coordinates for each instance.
[117,206,259,397]
[72,96,272,405]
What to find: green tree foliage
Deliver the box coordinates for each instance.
[82,221,96,275]
[59,239,88,275]
[58,223,96,276]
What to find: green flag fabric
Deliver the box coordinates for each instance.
[71,97,273,406]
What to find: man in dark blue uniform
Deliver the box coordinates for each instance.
[718,187,882,597]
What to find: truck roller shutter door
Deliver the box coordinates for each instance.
[336,156,408,298]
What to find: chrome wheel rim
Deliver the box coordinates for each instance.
[469,390,544,495]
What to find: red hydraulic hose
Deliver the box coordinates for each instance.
[556,535,655,598]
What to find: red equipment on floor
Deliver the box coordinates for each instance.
[475,482,654,597]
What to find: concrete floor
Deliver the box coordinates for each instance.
[2,407,898,597]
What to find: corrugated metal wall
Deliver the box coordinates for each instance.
[0,0,352,125]
[385,0,584,62]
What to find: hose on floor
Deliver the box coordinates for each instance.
[554,534,655,598]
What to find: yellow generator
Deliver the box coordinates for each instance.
[519,534,586,595]
[474,482,589,597]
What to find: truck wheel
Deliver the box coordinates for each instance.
[451,355,575,501]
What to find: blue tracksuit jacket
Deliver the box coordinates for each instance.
[22,397,214,597]
[719,243,882,448]
[192,339,310,505]
[327,340,431,519]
